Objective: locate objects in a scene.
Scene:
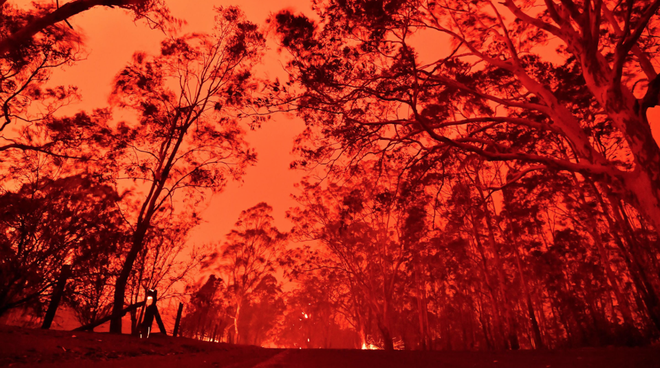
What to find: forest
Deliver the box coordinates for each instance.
[2,0,660,352]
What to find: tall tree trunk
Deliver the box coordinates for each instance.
[512,244,544,349]
[475,182,519,350]
[561,32,660,239]
[109,125,188,333]
[484,223,519,350]
[377,316,395,351]
[469,213,506,349]
[110,223,149,333]
[573,179,636,330]
[498,186,544,349]
[413,262,429,350]
[129,309,138,335]
[609,196,660,332]
[587,181,660,334]
[475,297,494,350]
[234,299,242,344]
[615,103,660,237]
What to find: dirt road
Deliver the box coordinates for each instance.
[7,346,660,368]
[2,326,660,367]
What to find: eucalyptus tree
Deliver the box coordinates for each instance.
[211,202,286,343]
[107,7,264,333]
[1,1,86,158]
[180,274,231,341]
[289,156,433,350]
[275,274,356,349]
[0,174,124,318]
[273,0,660,235]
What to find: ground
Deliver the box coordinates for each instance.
[1,325,660,367]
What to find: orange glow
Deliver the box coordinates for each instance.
[361,343,378,350]
[45,0,660,249]
[48,0,312,245]
[6,0,660,353]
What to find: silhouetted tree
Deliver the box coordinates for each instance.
[275,273,358,349]
[1,2,116,160]
[124,218,208,334]
[0,174,124,318]
[107,6,264,333]
[289,156,433,350]
[209,202,287,343]
[237,274,285,346]
[180,274,231,341]
[273,0,660,236]
[0,0,174,56]
[273,0,660,349]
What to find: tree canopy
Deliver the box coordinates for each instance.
[274,0,660,232]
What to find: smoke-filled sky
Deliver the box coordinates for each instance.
[47,0,314,246]
[45,0,660,249]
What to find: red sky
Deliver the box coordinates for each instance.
[44,0,660,249]
[47,0,314,246]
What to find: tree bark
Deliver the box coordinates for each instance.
[469,209,506,349]
[234,299,242,344]
[475,180,519,350]
[512,244,544,349]
[572,35,660,236]
[605,194,660,332]
[41,264,71,329]
[572,178,636,329]
[173,302,184,337]
[110,223,150,333]
[483,216,520,350]
[377,317,395,351]
[414,262,429,350]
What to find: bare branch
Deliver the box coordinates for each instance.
[601,1,657,79]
